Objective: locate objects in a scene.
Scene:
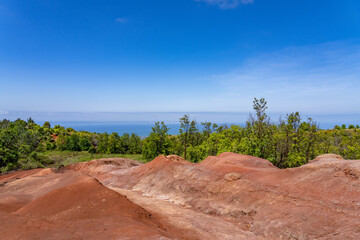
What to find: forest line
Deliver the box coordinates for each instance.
[1,98,360,172]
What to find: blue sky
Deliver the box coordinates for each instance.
[0,0,360,120]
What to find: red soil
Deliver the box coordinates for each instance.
[67,152,360,239]
[0,168,194,240]
[1,153,360,239]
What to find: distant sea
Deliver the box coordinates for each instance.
[34,120,360,137]
[36,122,183,137]
[2,111,359,137]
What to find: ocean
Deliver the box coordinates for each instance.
[36,122,183,137]
[4,111,360,136]
[33,121,358,137]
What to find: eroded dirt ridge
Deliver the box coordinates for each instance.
[1,153,360,239]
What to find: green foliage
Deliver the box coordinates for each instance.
[142,122,170,160]
[46,141,56,150]
[179,115,198,161]
[66,134,81,151]
[97,132,109,153]
[79,137,91,151]
[0,119,145,173]
[129,133,142,154]
[1,98,360,172]
[38,150,145,166]
[187,145,207,163]
[151,100,360,168]
[245,97,272,159]
[43,121,51,129]
[88,146,97,154]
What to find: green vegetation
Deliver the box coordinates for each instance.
[142,121,170,159]
[0,119,144,173]
[143,98,360,167]
[1,98,360,173]
[37,151,145,166]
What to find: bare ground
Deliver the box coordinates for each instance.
[1,153,360,239]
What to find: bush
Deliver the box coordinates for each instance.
[88,146,97,154]
[30,152,54,164]
[79,137,92,151]
[142,138,158,160]
[0,147,18,168]
[187,145,207,163]
[46,142,56,150]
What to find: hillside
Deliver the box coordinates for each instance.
[1,153,360,239]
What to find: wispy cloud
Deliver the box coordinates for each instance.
[0,110,9,115]
[115,18,128,23]
[195,0,254,9]
[210,40,360,113]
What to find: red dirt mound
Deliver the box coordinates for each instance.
[3,153,360,239]
[16,175,153,220]
[66,158,144,185]
[72,153,360,240]
[0,168,43,182]
[0,168,194,240]
[308,153,344,164]
[0,170,85,213]
[199,152,276,174]
[94,155,194,189]
[140,155,191,170]
[67,158,141,176]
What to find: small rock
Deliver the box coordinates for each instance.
[224,172,242,182]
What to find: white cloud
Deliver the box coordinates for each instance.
[210,40,360,113]
[195,0,254,9]
[115,18,128,23]
[0,110,9,115]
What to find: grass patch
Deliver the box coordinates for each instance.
[37,150,145,167]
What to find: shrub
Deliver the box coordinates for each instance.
[88,146,97,154]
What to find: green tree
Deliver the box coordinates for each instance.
[129,133,142,154]
[142,122,170,159]
[107,132,121,153]
[97,133,109,153]
[65,134,81,151]
[201,121,213,139]
[0,128,19,169]
[179,115,198,160]
[246,97,272,159]
[43,121,51,129]
[79,136,92,151]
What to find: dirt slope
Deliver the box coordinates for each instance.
[0,167,193,240]
[67,153,360,239]
[1,153,360,239]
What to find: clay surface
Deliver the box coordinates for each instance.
[1,153,360,239]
